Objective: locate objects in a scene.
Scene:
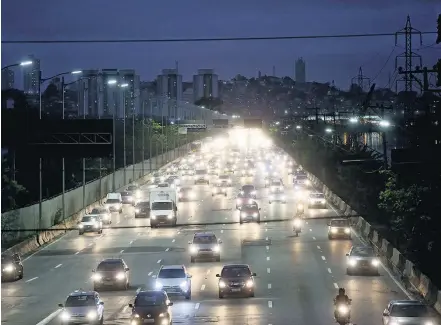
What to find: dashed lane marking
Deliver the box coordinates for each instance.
[266,246,269,250]
[221,230,224,233]
[268,301,273,308]
[321,256,326,261]
[165,248,170,252]
[267,268,271,273]
[129,240,134,245]
[157,259,162,264]
[268,283,272,289]
[334,283,339,289]
[317,245,321,249]
[195,303,200,310]
[265,237,269,240]
[120,250,124,254]
[266,256,270,261]
[148,271,153,276]
[312,237,316,240]
[75,251,80,255]
[327,268,332,274]
[201,284,206,291]
[172,239,175,243]
[54,264,62,269]
[35,309,61,325]
[309,229,312,231]
[206,269,211,275]
[26,277,38,283]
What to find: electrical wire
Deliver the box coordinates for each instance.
[1,32,436,44]
[371,47,397,83]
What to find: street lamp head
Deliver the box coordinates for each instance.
[296,125,302,129]
[71,70,82,74]
[325,128,333,133]
[349,117,358,123]
[379,120,390,128]
[19,60,33,66]
[120,83,129,88]
[107,79,117,85]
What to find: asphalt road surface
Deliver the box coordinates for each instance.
[1,158,408,325]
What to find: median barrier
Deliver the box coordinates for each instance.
[281,145,441,314]
[0,137,208,257]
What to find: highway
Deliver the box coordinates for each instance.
[1,148,408,325]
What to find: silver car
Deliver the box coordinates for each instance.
[58,290,104,325]
[382,300,435,325]
[188,232,222,263]
[346,246,380,275]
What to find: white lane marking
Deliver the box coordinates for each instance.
[264,216,267,219]
[312,237,316,240]
[129,240,134,245]
[266,256,270,261]
[148,271,153,276]
[35,309,62,325]
[195,303,200,310]
[321,256,326,261]
[268,283,272,289]
[265,228,268,232]
[172,239,175,243]
[224,217,228,220]
[88,243,93,246]
[333,282,339,289]
[122,305,129,313]
[201,284,206,291]
[136,287,141,294]
[206,269,211,275]
[327,268,332,273]
[221,230,224,233]
[165,248,170,252]
[305,221,308,224]
[265,237,269,241]
[26,277,38,283]
[265,222,268,225]
[157,259,162,264]
[120,250,124,254]
[266,246,269,250]
[222,223,226,226]
[75,251,80,255]
[268,301,273,308]
[117,220,121,224]
[267,268,271,273]
[177,231,181,234]
[317,245,321,249]
[54,264,62,269]
[309,229,312,232]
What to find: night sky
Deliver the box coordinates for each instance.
[2,0,440,89]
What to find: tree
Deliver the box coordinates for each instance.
[194,97,223,110]
[1,89,31,110]
[1,159,28,212]
[43,83,59,99]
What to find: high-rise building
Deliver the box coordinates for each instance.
[119,69,141,116]
[2,68,14,90]
[157,69,183,101]
[50,77,62,91]
[295,58,306,83]
[101,69,121,118]
[23,55,41,94]
[78,70,101,117]
[193,69,219,103]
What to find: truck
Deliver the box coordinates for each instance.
[149,187,178,228]
[190,141,202,152]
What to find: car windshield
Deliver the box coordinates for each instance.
[121,192,131,196]
[81,216,96,223]
[242,186,254,191]
[271,182,281,186]
[330,220,349,227]
[127,186,137,191]
[136,202,149,207]
[180,188,192,192]
[351,247,375,257]
[221,267,251,277]
[65,295,96,307]
[196,170,207,175]
[242,204,258,210]
[97,261,124,271]
[135,293,166,306]
[158,268,186,278]
[295,175,307,180]
[219,176,229,180]
[106,199,119,204]
[193,235,217,244]
[158,183,169,188]
[310,193,324,199]
[151,202,172,210]
[390,304,429,317]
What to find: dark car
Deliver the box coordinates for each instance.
[129,290,173,325]
[240,185,257,199]
[346,246,380,275]
[121,191,135,205]
[92,258,130,291]
[1,254,23,282]
[178,187,195,201]
[328,218,351,239]
[239,203,261,224]
[235,193,255,209]
[134,201,150,218]
[216,264,256,298]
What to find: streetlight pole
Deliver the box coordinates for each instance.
[122,87,127,185]
[142,101,145,176]
[149,101,153,173]
[61,77,66,222]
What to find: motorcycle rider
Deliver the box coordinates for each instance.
[334,288,351,320]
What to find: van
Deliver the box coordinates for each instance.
[104,193,123,213]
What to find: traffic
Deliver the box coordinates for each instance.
[1,128,436,325]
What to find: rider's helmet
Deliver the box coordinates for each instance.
[338,288,345,295]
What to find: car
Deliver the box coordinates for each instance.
[166,175,180,187]
[188,232,222,262]
[328,218,351,239]
[208,167,220,175]
[216,264,256,298]
[121,191,135,205]
[134,201,150,218]
[128,290,173,325]
[235,194,254,209]
[217,175,232,186]
[240,168,254,177]
[89,207,112,225]
[181,169,194,177]
[92,258,130,290]
[194,169,209,185]
[155,265,192,299]
[239,202,261,224]
[293,172,310,187]
[308,192,326,208]
[346,246,380,275]
[58,290,104,325]
[178,187,196,201]
[240,185,257,199]
[127,184,141,199]
[223,163,236,173]
[78,215,103,235]
[382,300,435,325]
[264,176,277,188]
[1,253,23,282]
[150,172,162,184]
[212,184,228,196]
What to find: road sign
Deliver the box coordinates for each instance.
[179,124,206,132]
[178,127,187,135]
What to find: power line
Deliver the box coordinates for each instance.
[371,46,397,83]
[2,31,436,44]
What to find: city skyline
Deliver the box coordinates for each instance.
[2,1,439,90]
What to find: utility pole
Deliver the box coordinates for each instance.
[394,15,422,93]
[351,67,370,92]
[436,14,441,44]
[398,62,441,93]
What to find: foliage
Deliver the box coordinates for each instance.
[1,159,28,212]
[194,97,223,110]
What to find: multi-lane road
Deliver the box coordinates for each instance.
[1,154,408,325]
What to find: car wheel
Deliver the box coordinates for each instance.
[18,270,23,279]
[346,269,351,275]
[94,285,99,291]
[185,293,191,300]
[249,291,255,298]
[218,291,224,299]
[79,231,84,235]
[224,193,227,197]
[256,219,261,224]
[119,209,123,213]
[216,256,221,262]
[269,201,272,204]
[239,220,243,224]
[328,235,332,240]
[190,257,195,263]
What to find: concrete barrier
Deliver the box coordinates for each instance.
[275,137,441,314]
[0,139,203,256]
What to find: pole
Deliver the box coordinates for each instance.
[82,86,86,211]
[382,132,388,169]
[123,88,127,185]
[132,99,135,182]
[142,101,145,176]
[161,98,165,165]
[38,71,43,232]
[112,91,116,191]
[98,78,102,202]
[149,101,153,173]
[61,77,66,221]
[12,151,16,181]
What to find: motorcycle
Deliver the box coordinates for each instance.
[334,300,352,325]
[292,217,303,236]
[296,203,305,215]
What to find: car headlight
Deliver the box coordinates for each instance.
[330,227,337,233]
[155,281,163,289]
[180,281,188,289]
[424,322,434,325]
[3,264,15,272]
[253,213,258,217]
[246,280,254,288]
[297,204,303,209]
[240,191,244,195]
[94,222,99,228]
[219,280,226,288]
[213,245,220,252]
[158,313,165,317]
[344,228,350,234]
[305,180,311,185]
[79,224,84,229]
[241,212,246,218]
[281,196,286,200]
[116,272,125,280]
[135,208,140,213]
[92,273,102,281]
[237,199,242,204]
[337,304,349,314]
[348,258,357,266]
[190,245,198,253]
[371,259,380,266]
[167,214,173,219]
[136,191,141,198]
[87,311,98,320]
[151,215,156,220]
[60,311,70,321]
[127,197,133,201]
[228,179,232,183]
[293,219,302,227]
[189,192,195,198]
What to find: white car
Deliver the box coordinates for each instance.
[155,265,192,300]
[78,215,103,235]
[89,207,111,225]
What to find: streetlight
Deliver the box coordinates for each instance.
[1,60,33,71]
[325,128,333,133]
[37,69,82,231]
[379,120,391,128]
[349,117,358,124]
[296,125,302,130]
